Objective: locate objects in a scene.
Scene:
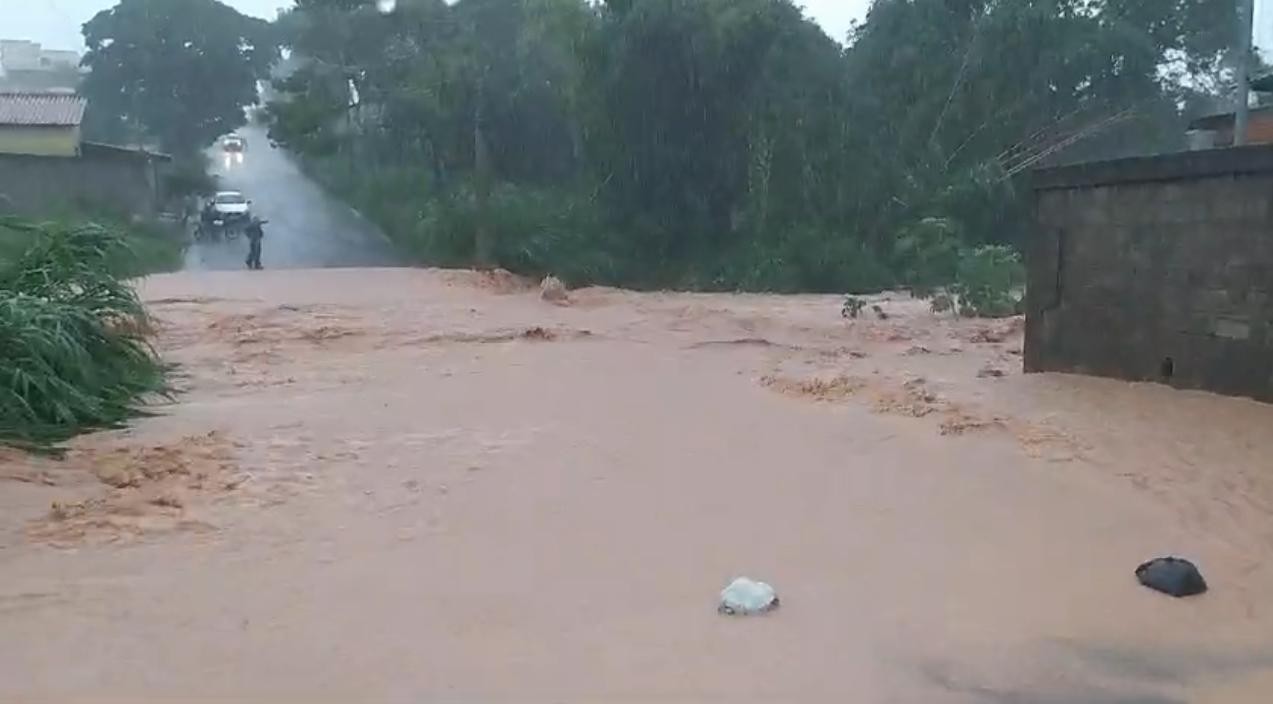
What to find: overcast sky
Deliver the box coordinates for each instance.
[0,0,1266,53]
[8,0,865,51]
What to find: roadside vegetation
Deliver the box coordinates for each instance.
[0,0,279,450]
[66,0,1242,301]
[0,217,169,450]
[1,210,185,278]
[267,0,1239,295]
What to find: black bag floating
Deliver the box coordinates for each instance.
[1135,556,1207,598]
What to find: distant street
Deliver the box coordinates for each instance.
[183,124,401,271]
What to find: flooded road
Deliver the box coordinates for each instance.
[3,270,1273,701]
[184,125,400,271]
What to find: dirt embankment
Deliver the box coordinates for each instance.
[2,267,1272,702]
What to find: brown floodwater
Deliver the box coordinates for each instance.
[2,268,1271,702]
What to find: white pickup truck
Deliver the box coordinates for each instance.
[210,191,251,222]
[196,191,253,240]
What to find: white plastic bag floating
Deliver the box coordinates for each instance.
[718,577,779,616]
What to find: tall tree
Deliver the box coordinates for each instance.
[274,0,595,264]
[267,0,1240,292]
[840,0,1233,248]
[81,0,278,155]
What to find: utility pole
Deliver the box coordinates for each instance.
[473,70,493,268]
[1234,0,1255,146]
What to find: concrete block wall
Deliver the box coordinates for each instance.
[1027,146,1273,402]
[0,148,159,218]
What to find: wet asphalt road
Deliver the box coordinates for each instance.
[184,125,401,271]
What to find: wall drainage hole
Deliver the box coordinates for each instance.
[1160,357,1175,380]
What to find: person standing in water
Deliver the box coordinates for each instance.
[245,218,265,270]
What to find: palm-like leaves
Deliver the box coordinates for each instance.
[0,217,168,449]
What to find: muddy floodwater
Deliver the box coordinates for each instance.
[2,268,1272,701]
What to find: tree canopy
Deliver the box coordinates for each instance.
[268,0,1239,291]
[81,0,278,155]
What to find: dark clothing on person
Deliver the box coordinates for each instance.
[245,221,264,270]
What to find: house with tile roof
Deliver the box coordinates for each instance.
[0,91,86,157]
[0,92,172,216]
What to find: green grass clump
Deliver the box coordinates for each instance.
[0,210,185,278]
[0,217,168,449]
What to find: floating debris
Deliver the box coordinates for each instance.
[1136,556,1207,598]
[718,577,780,616]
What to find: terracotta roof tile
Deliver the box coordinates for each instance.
[0,92,86,127]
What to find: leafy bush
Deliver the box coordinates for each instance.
[949,244,1025,318]
[892,217,963,298]
[0,217,167,449]
[1,209,184,278]
[423,184,621,286]
[715,227,896,294]
[487,188,621,287]
[105,218,186,277]
[317,166,624,288]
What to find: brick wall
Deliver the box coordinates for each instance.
[1204,111,1273,146]
[1027,146,1273,402]
[1249,113,1273,145]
